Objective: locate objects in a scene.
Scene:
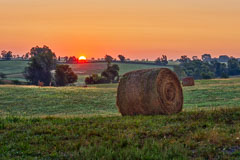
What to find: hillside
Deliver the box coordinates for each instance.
[0,61,172,83]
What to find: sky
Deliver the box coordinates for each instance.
[0,0,240,60]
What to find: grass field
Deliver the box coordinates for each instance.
[0,78,240,117]
[0,61,28,81]
[0,78,240,159]
[0,61,172,84]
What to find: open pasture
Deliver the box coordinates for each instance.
[0,75,240,159]
[0,60,172,83]
[0,78,240,117]
[0,61,28,81]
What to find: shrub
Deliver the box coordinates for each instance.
[221,72,229,78]
[12,80,21,85]
[55,65,78,86]
[101,64,120,82]
[201,72,215,79]
[85,74,109,84]
[0,73,6,79]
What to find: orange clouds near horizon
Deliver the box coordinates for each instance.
[0,0,240,60]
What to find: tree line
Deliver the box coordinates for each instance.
[176,55,240,80]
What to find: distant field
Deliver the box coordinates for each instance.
[70,62,173,84]
[0,61,172,83]
[0,78,240,159]
[0,61,28,81]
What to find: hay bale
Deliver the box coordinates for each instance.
[182,77,195,86]
[116,68,183,116]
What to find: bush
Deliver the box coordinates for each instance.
[101,64,120,82]
[0,73,6,79]
[55,65,78,86]
[85,74,109,84]
[221,72,229,78]
[201,72,215,79]
[12,80,21,85]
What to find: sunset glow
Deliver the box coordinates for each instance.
[0,0,240,59]
[79,56,87,61]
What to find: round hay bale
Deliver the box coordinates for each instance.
[116,68,183,116]
[182,77,195,86]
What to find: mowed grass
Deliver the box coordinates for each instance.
[0,84,118,117]
[0,78,240,117]
[0,78,240,159]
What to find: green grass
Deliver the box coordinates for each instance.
[0,61,28,74]
[0,61,28,81]
[0,78,240,117]
[0,108,240,159]
[0,61,172,83]
[0,77,240,159]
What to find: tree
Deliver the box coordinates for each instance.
[30,45,53,57]
[173,66,186,80]
[1,50,13,60]
[25,52,30,59]
[118,55,125,62]
[161,55,168,65]
[155,55,168,65]
[67,56,78,64]
[219,55,229,63]
[179,55,191,63]
[55,65,78,86]
[24,46,56,86]
[228,58,240,76]
[105,55,113,67]
[211,60,228,78]
[180,60,215,79]
[64,56,69,62]
[202,54,212,62]
[101,64,120,82]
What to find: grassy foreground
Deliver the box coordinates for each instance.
[0,108,240,159]
[0,78,240,159]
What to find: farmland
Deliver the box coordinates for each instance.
[0,78,240,159]
[0,61,240,159]
[0,61,173,84]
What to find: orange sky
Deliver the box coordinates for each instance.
[0,0,240,60]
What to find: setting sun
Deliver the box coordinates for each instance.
[79,56,86,60]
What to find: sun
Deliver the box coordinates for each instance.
[79,56,86,60]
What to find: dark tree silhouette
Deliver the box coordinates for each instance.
[101,64,120,82]
[1,50,13,60]
[55,65,78,86]
[202,54,212,62]
[155,55,168,65]
[24,46,56,86]
[118,55,125,62]
[30,45,53,57]
[228,58,240,75]
[105,55,113,67]
[179,55,191,63]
